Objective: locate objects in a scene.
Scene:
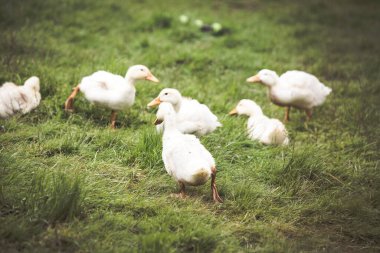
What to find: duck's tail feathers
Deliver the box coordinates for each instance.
[24,76,40,92]
[191,168,210,186]
[269,126,288,145]
[321,82,332,96]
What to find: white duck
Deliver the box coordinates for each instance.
[229,99,289,145]
[147,88,221,136]
[246,69,332,122]
[0,76,41,119]
[158,102,223,202]
[64,65,159,128]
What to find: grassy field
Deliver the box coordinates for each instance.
[1,0,379,252]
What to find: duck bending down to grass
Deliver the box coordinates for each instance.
[147,88,221,136]
[0,76,41,119]
[229,99,289,145]
[64,65,159,128]
[157,102,223,203]
[246,69,332,122]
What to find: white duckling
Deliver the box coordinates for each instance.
[147,88,221,136]
[229,99,289,145]
[158,102,223,202]
[64,65,159,128]
[0,76,41,119]
[246,69,332,122]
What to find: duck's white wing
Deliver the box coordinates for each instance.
[80,71,124,91]
[79,71,134,109]
[18,86,41,114]
[247,117,269,142]
[266,119,289,145]
[163,133,214,179]
[280,71,331,107]
[177,99,221,135]
[0,83,27,118]
[178,134,215,167]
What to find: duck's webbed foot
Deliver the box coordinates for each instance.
[171,182,186,199]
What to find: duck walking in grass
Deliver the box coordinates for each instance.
[0,76,41,119]
[147,88,221,136]
[157,102,223,203]
[64,65,159,128]
[246,69,332,122]
[229,99,289,145]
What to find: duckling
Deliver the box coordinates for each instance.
[64,65,159,128]
[0,76,41,119]
[247,69,331,122]
[147,88,221,136]
[157,102,223,203]
[229,99,289,145]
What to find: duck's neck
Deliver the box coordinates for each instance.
[246,106,264,120]
[163,114,181,135]
[172,99,182,113]
[125,75,136,86]
[266,74,279,90]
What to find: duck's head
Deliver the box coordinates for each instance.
[147,88,182,108]
[126,65,159,82]
[229,99,262,117]
[246,69,278,87]
[153,102,176,125]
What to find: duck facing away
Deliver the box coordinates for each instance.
[158,102,223,203]
[64,65,159,128]
[247,69,332,122]
[147,88,221,136]
[0,76,41,119]
[229,99,289,145]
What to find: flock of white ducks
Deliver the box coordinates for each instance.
[1,66,332,202]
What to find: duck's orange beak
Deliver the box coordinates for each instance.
[147,97,161,107]
[146,73,159,83]
[246,75,260,83]
[229,108,238,115]
[153,118,163,125]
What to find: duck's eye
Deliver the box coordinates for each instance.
[140,69,144,71]
[164,93,168,95]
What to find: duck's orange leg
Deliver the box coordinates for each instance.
[305,109,313,121]
[110,110,117,129]
[178,182,186,198]
[211,166,223,203]
[284,106,290,123]
[64,85,80,112]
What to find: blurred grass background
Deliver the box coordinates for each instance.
[0,0,379,252]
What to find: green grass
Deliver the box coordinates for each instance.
[1,0,379,252]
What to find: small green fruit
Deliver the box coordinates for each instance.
[212,22,222,32]
[194,19,203,27]
[179,15,189,24]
